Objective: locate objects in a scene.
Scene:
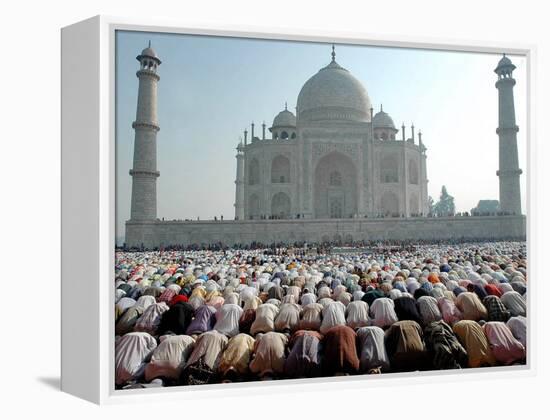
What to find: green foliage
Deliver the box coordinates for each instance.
[433,185,455,216]
[428,196,435,214]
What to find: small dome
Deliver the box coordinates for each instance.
[297,57,371,123]
[272,107,296,127]
[494,54,515,73]
[137,43,161,64]
[498,55,512,66]
[141,47,158,59]
[372,106,396,129]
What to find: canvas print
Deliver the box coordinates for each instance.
[114,30,527,390]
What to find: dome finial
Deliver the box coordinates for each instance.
[380,104,383,112]
[285,101,288,111]
[331,44,336,62]
[148,40,151,48]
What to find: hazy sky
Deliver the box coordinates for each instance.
[115,30,527,243]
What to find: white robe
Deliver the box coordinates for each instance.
[115,332,157,385]
[213,304,243,337]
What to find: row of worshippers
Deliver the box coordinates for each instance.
[115,263,526,387]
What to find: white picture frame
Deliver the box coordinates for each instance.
[61,15,536,405]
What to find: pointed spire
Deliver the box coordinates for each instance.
[284,101,288,111]
[331,44,336,62]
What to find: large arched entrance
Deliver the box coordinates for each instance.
[409,193,419,216]
[248,158,260,185]
[313,152,358,219]
[248,193,260,219]
[271,192,291,219]
[271,155,291,183]
[380,191,400,217]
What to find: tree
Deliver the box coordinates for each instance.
[433,186,455,217]
[427,196,435,215]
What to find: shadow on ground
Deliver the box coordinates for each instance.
[37,376,60,390]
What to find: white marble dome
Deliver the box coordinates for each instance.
[495,54,515,73]
[373,107,396,129]
[272,108,296,127]
[141,47,158,58]
[297,59,372,123]
[497,55,513,67]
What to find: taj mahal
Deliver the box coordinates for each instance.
[236,46,428,221]
[125,43,525,249]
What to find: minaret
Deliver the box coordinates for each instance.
[129,42,161,220]
[234,141,245,220]
[495,54,522,215]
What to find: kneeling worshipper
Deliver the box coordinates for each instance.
[186,304,217,336]
[356,326,390,373]
[393,296,423,325]
[437,297,463,326]
[218,333,256,382]
[134,302,170,336]
[249,331,289,379]
[115,297,136,322]
[157,302,195,336]
[506,316,527,347]
[298,302,323,331]
[362,288,384,306]
[213,303,243,337]
[320,300,347,334]
[284,330,323,378]
[116,303,146,336]
[144,335,195,383]
[384,320,429,372]
[345,300,370,329]
[423,320,468,369]
[500,291,526,317]
[274,302,302,333]
[250,303,279,335]
[180,330,228,385]
[452,320,496,368]
[115,332,157,386]
[300,292,317,307]
[455,292,488,321]
[370,298,398,329]
[416,296,443,326]
[483,295,511,322]
[238,308,257,335]
[482,321,526,365]
[322,325,360,376]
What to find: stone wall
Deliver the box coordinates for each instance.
[125,215,526,249]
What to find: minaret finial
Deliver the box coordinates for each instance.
[331,44,336,62]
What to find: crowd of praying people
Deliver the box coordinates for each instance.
[114,241,527,389]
